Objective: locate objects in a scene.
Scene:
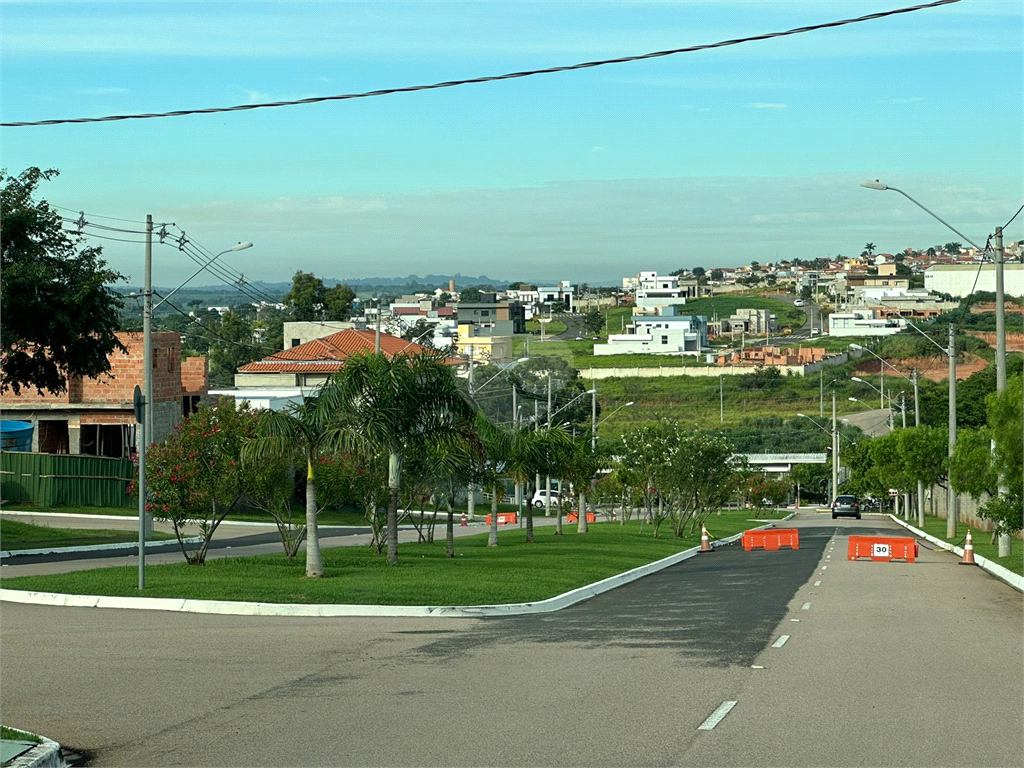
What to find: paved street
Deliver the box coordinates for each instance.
[1,513,1021,767]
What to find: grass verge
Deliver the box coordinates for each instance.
[1,519,174,551]
[1,511,785,605]
[1,726,42,743]
[908,516,1023,575]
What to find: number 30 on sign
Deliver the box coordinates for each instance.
[872,543,891,558]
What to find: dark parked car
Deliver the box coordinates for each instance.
[832,494,861,520]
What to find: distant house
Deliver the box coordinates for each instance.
[0,332,207,457]
[594,308,708,356]
[233,329,440,389]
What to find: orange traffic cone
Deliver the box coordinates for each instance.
[959,529,976,565]
[700,524,713,553]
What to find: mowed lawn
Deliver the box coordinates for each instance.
[0,519,174,551]
[2,512,789,605]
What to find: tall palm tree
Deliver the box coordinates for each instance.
[559,437,605,534]
[243,393,349,578]
[864,242,876,256]
[328,350,473,565]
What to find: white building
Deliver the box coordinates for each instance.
[924,264,1024,298]
[594,310,708,356]
[629,270,702,312]
[537,281,575,311]
[827,309,907,337]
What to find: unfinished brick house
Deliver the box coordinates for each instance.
[0,332,207,457]
[716,346,829,367]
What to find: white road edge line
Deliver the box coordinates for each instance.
[772,634,790,648]
[698,700,738,730]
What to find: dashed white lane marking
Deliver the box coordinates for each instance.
[698,700,738,730]
[821,565,828,571]
[801,602,811,610]
[772,634,790,648]
[814,580,821,586]
[790,618,800,622]
[751,665,765,669]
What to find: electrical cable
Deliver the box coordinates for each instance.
[1,0,959,128]
[1003,204,1024,230]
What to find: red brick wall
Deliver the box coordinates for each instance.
[3,332,184,407]
[181,357,209,396]
[80,411,135,425]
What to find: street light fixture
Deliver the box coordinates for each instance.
[139,222,253,590]
[798,397,838,504]
[849,343,919,427]
[860,179,972,538]
[592,400,635,452]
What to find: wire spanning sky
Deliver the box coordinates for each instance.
[2,1,1021,289]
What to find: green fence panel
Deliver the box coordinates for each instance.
[1,452,134,508]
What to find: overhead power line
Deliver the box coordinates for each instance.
[1,0,959,128]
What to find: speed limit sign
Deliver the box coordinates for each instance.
[872,543,891,558]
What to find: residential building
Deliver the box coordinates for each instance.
[715,346,829,367]
[537,281,575,311]
[456,293,526,335]
[0,332,207,457]
[925,264,1024,298]
[593,309,707,356]
[283,321,357,349]
[827,309,908,337]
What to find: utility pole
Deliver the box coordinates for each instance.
[994,226,1012,557]
[947,323,958,538]
[545,374,553,517]
[914,368,924,526]
[591,388,597,453]
[138,214,153,590]
[374,298,381,353]
[831,389,838,503]
[720,374,724,423]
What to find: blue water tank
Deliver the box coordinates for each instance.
[0,420,34,452]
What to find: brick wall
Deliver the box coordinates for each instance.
[181,357,209,397]
[4,332,185,407]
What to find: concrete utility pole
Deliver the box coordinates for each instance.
[138,214,153,590]
[831,390,838,503]
[591,388,597,453]
[994,227,1012,557]
[545,374,553,517]
[947,323,958,538]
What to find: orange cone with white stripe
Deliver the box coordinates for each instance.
[700,524,713,553]
[959,529,976,565]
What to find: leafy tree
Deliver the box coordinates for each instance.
[582,309,603,335]
[243,392,352,577]
[329,350,474,564]
[143,398,261,564]
[285,271,327,320]
[984,376,1024,542]
[950,427,998,501]
[750,261,760,270]
[1,167,126,395]
[692,267,706,278]
[324,283,356,321]
[709,269,724,281]
[944,242,963,255]
[208,310,259,387]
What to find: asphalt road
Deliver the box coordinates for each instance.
[1,513,1021,767]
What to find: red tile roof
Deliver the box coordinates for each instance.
[238,330,444,374]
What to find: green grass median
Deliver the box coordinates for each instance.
[1,511,788,605]
[906,516,1023,575]
[0,519,174,551]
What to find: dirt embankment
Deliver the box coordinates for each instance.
[966,331,1024,352]
[853,354,988,382]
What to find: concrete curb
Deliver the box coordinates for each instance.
[0,517,790,618]
[1,537,201,560]
[2,733,64,768]
[888,515,1024,593]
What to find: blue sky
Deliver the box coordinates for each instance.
[2,0,1021,289]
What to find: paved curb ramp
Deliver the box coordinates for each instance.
[0,517,791,618]
[1,731,64,768]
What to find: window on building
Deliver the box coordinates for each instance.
[661,335,669,344]
[291,339,301,347]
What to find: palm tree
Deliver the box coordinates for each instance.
[328,350,473,565]
[864,242,876,256]
[503,425,572,543]
[243,392,349,578]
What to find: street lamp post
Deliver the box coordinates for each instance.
[861,179,997,539]
[798,409,838,504]
[139,223,252,590]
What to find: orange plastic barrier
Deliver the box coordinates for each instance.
[847,535,918,563]
[742,528,799,551]
[485,513,517,525]
[566,512,596,523]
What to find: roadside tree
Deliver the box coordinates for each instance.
[144,398,261,565]
[1,167,126,395]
